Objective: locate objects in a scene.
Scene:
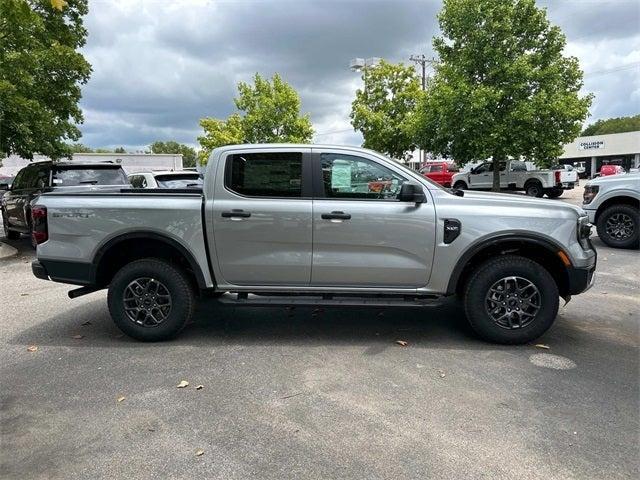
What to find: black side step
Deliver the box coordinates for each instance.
[217,293,442,308]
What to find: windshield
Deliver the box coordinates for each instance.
[52,167,128,186]
[155,174,202,189]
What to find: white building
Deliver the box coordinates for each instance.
[558,131,640,178]
[0,153,184,177]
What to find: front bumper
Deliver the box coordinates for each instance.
[584,208,597,224]
[567,263,596,295]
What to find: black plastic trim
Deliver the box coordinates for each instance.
[566,264,595,295]
[445,233,574,295]
[92,231,208,289]
[37,259,95,286]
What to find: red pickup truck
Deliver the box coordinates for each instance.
[419,162,459,187]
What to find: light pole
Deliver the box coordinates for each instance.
[410,54,437,168]
[350,57,381,92]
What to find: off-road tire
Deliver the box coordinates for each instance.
[545,188,563,199]
[596,204,639,249]
[463,255,559,344]
[453,181,468,190]
[525,181,544,198]
[108,258,195,341]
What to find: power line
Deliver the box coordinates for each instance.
[584,62,639,78]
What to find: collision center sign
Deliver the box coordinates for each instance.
[578,140,605,150]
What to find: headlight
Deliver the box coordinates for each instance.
[583,185,599,204]
[578,215,592,248]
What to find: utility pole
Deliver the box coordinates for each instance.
[409,54,437,169]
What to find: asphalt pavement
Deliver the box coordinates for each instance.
[1,188,638,479]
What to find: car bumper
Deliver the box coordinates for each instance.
[584,208,597,224]
[32,259,95,286]
[567,263,597,295]
[32,260,49,281]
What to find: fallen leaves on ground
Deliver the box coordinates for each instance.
[438,370,446,378]
[81,321,92,326]
[535,344,550,350]
[195,385,204,390]
[71,334,84,339]
[117,396,126,403]
[396,340,408,347]
[27,345,38,352]
[177,380,189,388]
[195,449,205,457]
[20,293,29,296]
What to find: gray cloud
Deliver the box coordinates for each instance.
[78,0,640,150]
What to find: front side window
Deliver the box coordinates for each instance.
[320,153,406,200]
[226,152,302,197]
[429,165,443,172]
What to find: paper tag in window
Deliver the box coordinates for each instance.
[52,179,63,184]
[331,164,352,189]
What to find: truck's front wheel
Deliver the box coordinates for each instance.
[463,255,559,344]
[108,258,195,341]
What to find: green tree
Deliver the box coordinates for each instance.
[412,0,592,191]
[198,73,313,163]
[68,143,93,153]
[113,146,126,154]
[0,0,92,159]
[150,141,197,168]
[582,115,640,136]
[350,60,423,159]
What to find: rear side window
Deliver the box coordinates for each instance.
[51,167,128,186]
[429,165,443,172]
[226,152,302,197]
[155,174,202,189]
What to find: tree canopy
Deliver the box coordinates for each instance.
[412,0,592,190]
[150,141,197,168]
[198,73,313,163]
[0,0,92,159]
[350,60,423,160]
[582,115,640,136]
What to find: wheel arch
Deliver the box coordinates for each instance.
[447,233,571,298]
[93,231,209,290]
[595,196,639,222]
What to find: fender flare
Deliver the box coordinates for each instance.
[92,231,208,289]
[445,232,569,295]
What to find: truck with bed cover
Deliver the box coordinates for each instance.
[30,144,597,344]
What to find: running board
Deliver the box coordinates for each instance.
[217,293,442,308]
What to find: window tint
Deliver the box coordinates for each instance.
[510,161,527,172]
[226,152,302,197]
[130,175,144,188]
[51,167,128,186]
[320,153,406,200]
[429,165,443,172]
[11,169,26,189]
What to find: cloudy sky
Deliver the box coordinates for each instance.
[78,0,640,151]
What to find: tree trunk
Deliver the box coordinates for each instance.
[492,155,502,192]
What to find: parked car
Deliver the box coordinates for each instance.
[418,162,460,187]
[1,161,128,242]
[598,165,625,177]
[451,160,577,198]
[583,173,639,249]
[31,144,596,345]
[128,170,203,189]
[573,161,587,179]
[0,176,14,202]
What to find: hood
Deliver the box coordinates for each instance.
[460,190,585,216]
[586,172,640,187]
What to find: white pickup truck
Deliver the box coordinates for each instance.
[452,160,578,198]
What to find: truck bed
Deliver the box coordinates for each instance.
[34,190,213,287]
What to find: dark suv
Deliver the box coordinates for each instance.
[1,161,128,242]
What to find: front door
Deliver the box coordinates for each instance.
[468,162,492,189]
[311,150,436,288]
[210,148,313,286]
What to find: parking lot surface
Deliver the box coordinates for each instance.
[1,188,638,479]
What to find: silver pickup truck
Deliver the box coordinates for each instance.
[30,144,596,344]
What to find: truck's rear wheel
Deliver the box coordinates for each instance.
[463,255,559,344]
[596,204,639,249]
[525,181,544,198]
[108,258,195,341]
[545,188,563,199]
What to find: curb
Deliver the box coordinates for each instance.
[0,241,18,260]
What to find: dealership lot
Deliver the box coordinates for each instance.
[0,190,638,479]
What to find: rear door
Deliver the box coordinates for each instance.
[211,148,313,286]
[310,149,436,288]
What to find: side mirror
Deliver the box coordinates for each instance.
[398,183,426,203]
[0,183,9,191]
